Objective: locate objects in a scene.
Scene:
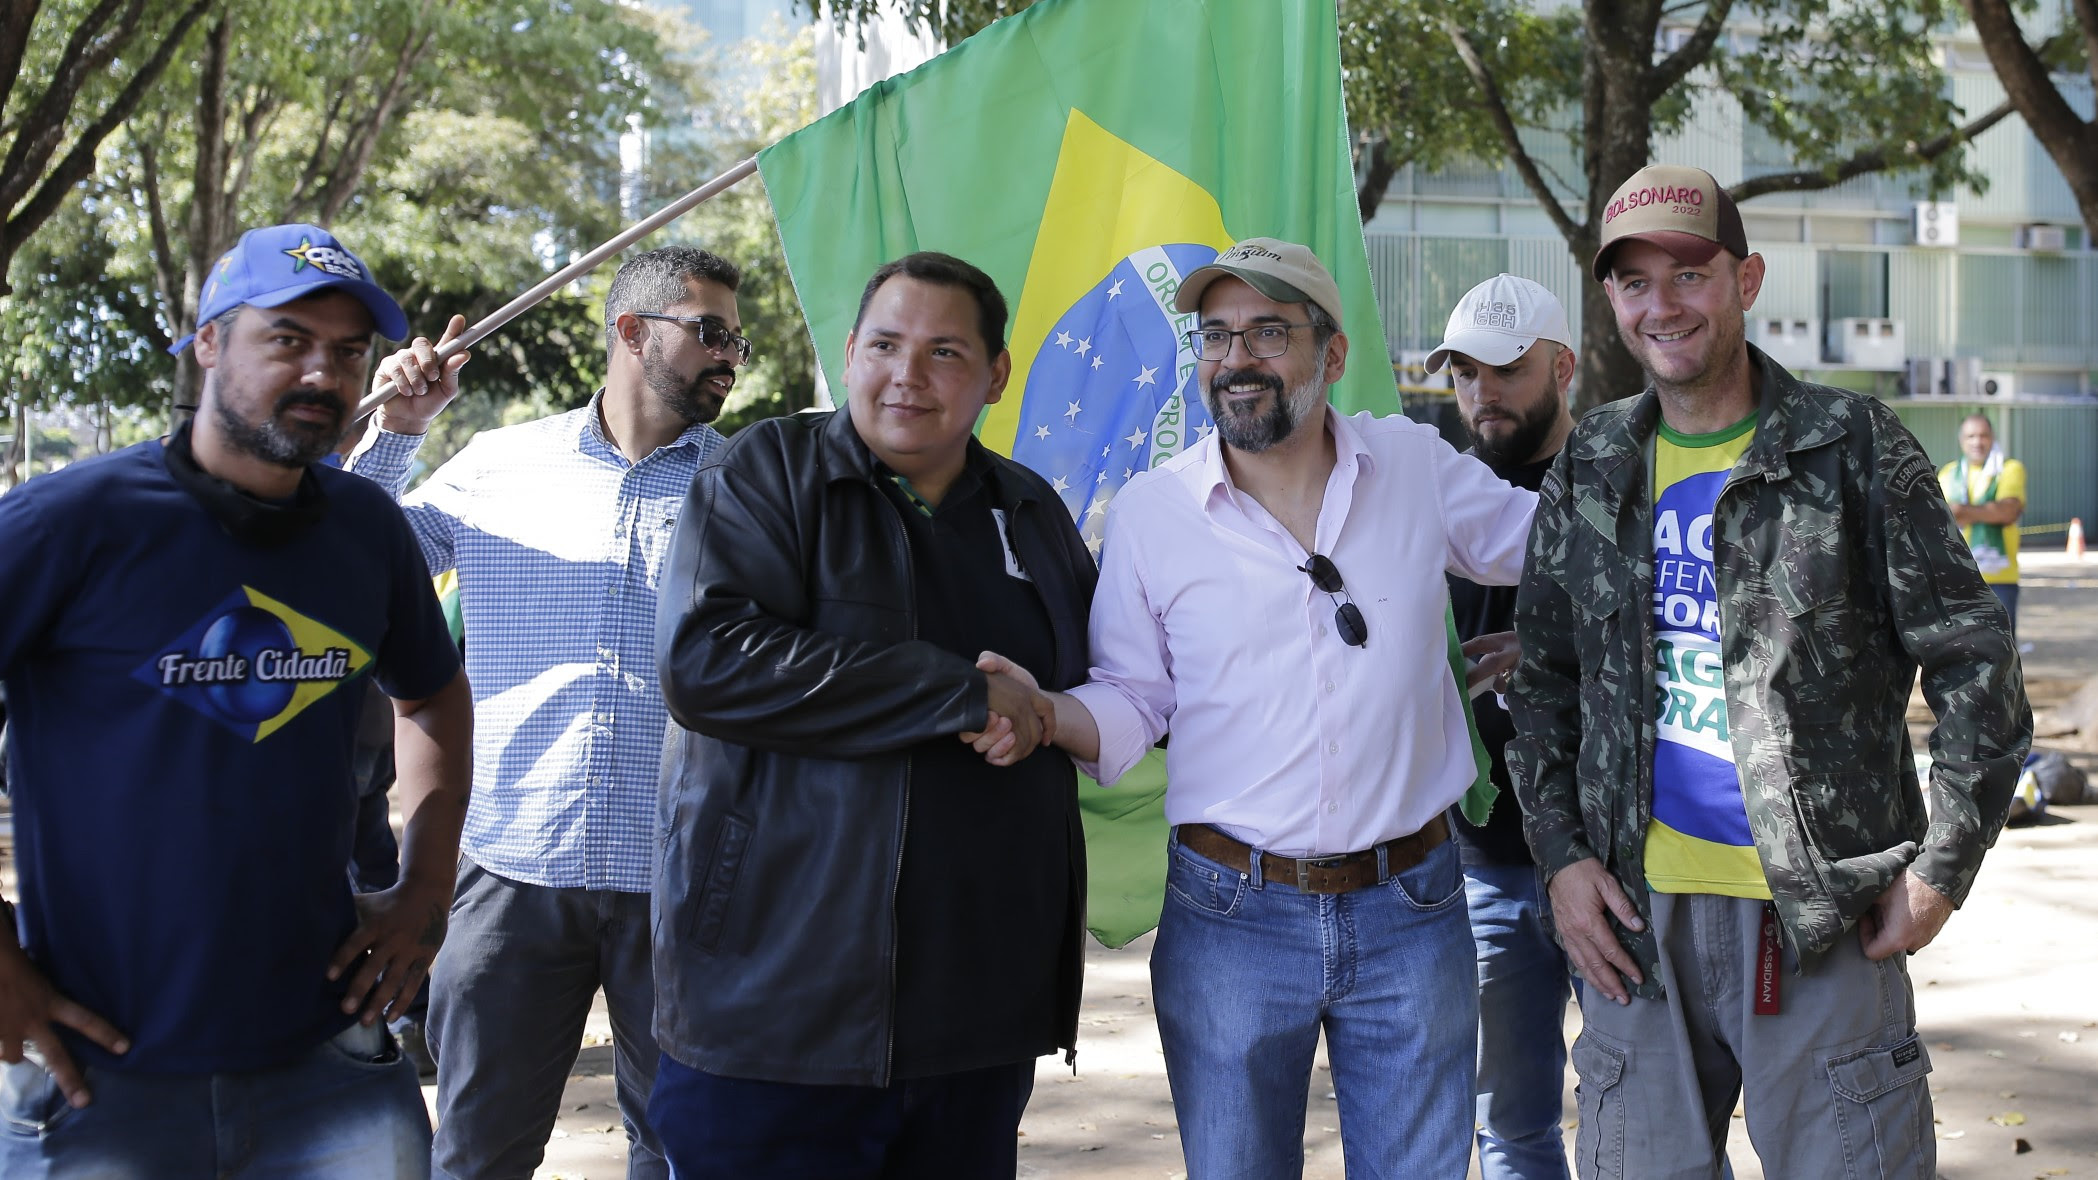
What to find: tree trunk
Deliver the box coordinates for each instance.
[1354,132,1399,223]
[6,396,28,487]
[1962,0,2098,247]
[1568,0,1663,414]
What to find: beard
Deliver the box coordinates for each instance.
[215,387,346,468]
[1202,362,1327,454]
[643,340,733,426]
[1465,389,1562,469]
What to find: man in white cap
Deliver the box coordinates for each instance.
[1426,273,1578,1180]
[1509,164,2028,1177]
[983,237,1537,1176]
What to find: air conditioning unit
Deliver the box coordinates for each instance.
[1980,370,2017,398]
[1912,202,1959,247]
[1825,318,1907,368]
[2016,224,2068,251]
[1747,316,1820,371]
[1903,357,1942,397]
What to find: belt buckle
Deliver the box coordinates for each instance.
[1295,855,1350,893]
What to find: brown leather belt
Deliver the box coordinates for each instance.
[1175,814,1451,895]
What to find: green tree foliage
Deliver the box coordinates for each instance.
[0,0,698,446]
[0,0,218,297]
[642,19,820,435]
[797,0,2015,409]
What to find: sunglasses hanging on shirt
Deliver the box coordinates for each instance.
[1299,553,1368,648]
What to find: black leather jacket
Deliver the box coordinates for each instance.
[652,408,1095,1086]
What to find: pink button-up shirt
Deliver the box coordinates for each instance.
[1068,408,1536,857]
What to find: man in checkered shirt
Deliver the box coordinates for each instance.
[350,247,747,1180]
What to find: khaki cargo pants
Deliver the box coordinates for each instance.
[1569,891,1934,1180]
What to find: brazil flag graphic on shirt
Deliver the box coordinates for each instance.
[1645,418,1769,899]
[133,587,372,742]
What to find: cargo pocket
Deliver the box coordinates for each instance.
[1571,1030,1628,1178]
[1826,1034,1934,1179]
[689,814,753,951]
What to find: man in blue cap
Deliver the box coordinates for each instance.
[0,223,473,1178]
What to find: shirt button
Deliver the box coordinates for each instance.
[1323,681,1335,694]
[1317,623,1328,637]
[1327,802,1338,814]
[1327,741,1339,755]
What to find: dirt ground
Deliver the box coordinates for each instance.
[524,550,2098,1180]
[1,559,2088,1180]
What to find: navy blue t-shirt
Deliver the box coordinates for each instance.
[0,440,459,1073]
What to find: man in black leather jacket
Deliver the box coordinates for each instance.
[649,252,1095,1179]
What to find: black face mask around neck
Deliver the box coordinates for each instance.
[162,421,329,547]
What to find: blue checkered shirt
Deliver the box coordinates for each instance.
[348,395,723,892]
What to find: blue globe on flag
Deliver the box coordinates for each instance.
[1011,244,1220,555]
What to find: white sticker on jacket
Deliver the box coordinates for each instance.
[990,509,1032,582]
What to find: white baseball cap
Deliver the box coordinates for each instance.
[1425,273,1573,374]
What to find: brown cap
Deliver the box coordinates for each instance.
[1174,237,1344,325]
[1591,164,1748,281]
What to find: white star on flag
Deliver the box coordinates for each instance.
[1133,365,1158,388]
[1123,427,1147,449]
[1090,355,1103,370]
[1096,470,1107,483]
[1074,337,1092,356]
[1107,280,1124,299]
[1034,425,1051,440]
[1051,475,1069,493]
[1123,467,1134,479]
[1195,423,1216,441]
[1085,499,1108,520]
[1086,534,1104,556]
[1100,445,1111,458]
[1065,401,1083,424]
[1054,330,1074,349]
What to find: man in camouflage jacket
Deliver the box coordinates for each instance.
[1508,164,2030,1179]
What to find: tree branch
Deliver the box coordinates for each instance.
[1727,98,2016,201]
[0,0,126,212]
[0,0,41,132]
[1647,0,1734,104]
[1445,19,1581,241]
[4,0,215,254]
[2073,0,2098,91]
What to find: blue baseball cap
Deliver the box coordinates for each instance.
[169,223,408,353]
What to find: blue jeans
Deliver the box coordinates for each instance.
[0,1022,429,1179]
[647,1054,1033,1179]
[1461,848,1574,1180]
[1151,829,1477,1179]
[1991,583,2019,634]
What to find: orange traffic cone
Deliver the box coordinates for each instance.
[2071,517,2086,561]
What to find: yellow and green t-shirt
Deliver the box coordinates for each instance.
[1938,457,2026,585]
[1644,414,1770,899]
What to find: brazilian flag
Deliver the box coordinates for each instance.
[761,0,1393,947]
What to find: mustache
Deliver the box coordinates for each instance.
[274,389,343,422]
[1208,368,1282,399]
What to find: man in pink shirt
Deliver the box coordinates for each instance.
[989,238,1536,1176]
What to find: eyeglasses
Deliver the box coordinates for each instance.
[1183,323,1314,362]
[634,313,752,363]
[1299,553,1368,648]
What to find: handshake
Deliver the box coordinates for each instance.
[959,651,1060,767]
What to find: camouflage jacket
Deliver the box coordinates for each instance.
[1507,346,2031,995]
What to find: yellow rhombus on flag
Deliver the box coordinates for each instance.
[759,0,1479,948]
